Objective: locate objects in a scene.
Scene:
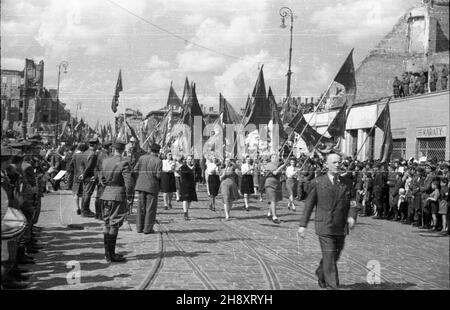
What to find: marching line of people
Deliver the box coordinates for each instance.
[2,132,449,290]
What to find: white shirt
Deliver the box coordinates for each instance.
[285,166,298,178]
[206,162,220,175]
[241,163,253,175]
[162,159,175,172]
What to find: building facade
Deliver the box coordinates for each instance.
[1,60,72,144]
[299,0,449,161]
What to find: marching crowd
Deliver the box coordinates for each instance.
[2,133,450,289]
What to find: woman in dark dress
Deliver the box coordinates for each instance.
[178,155,198,220]
[206,157,221,211]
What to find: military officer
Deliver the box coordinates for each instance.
[94,141,112,220]
[99,142,134,263]
[79,137,99,217]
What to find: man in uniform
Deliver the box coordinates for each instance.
[298,152,357,290]
[67,142,87,215]
[392,77,401,98]
[19,142,41,256]
[134,143,162,234]
[99,142,133,263]
[94,141,112,220]
[429,65,438,92]
[79,138,99,217]
[1,144,29,289]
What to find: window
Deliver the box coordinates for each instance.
[408,16,426,53]
[392,139,406,160]
[42,114,49,123]
[1,76,7,84]
[19,101,23,108]
[18,113,23,121]
[416,138,446,161]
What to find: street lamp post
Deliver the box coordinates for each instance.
[56,61,68,146]
[279,6,294,100]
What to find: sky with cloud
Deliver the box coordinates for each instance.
[1,0,418,126]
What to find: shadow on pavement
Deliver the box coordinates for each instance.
[193,237,250,244]
[340,282,416,290]
[30,273,131,290]
[168,229,218,234]
[134,250,209,260]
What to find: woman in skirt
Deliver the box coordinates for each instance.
[161,152,177,210]
[206,157,221,211]
[220,161,240,220]
[178,155,198,220]
[253,158,262,201]
[240,155,254,211]
[263,154,286,224]
[174,155,183,201]
[285,157,298,211]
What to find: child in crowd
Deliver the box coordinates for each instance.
[439,178,449,233]
[398,188,408,222]
[426,180,441,231]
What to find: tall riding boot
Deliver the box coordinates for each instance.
[109,234,123,258]
[109,234,126,263]
[104,234,111,262]
[104,234,111,263]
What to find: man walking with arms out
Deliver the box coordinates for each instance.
[297,152,357,290]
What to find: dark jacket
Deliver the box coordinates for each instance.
[81,149,98,179]
[299,174,357,236]
[100,155,133,202]
[133,153,162,194]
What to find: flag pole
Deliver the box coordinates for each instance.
[280,79,335,164]
[280,78,334,156]
[354,96,392,161]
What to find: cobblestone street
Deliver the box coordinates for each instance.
[23,185,449,290]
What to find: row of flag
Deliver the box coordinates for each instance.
[106,48,392,161]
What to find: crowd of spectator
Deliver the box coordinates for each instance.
[393,64,449,98]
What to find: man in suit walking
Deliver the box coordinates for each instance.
[133,143,162,234]
[298,152,357,290]
[79,138,99,217]
[99,142,133,263]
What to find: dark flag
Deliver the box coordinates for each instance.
[181,83,205,147]
[327,49,356,138]
[219,93,242,124]
[288,110,335,151]
[111,70,123,113]
[375,99,393,163]
[181,76,190,106]
[243,65,272,127]
[166,82,182,109]
[267,87,287,139]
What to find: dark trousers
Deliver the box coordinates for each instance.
[101,200,127,235]
[136,191,158,233]
[317,235,345,289]
[81,179,97,213]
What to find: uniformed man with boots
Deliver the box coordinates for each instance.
[94,141,112,220]
[99,141,133,263]
[1,144,29,289]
